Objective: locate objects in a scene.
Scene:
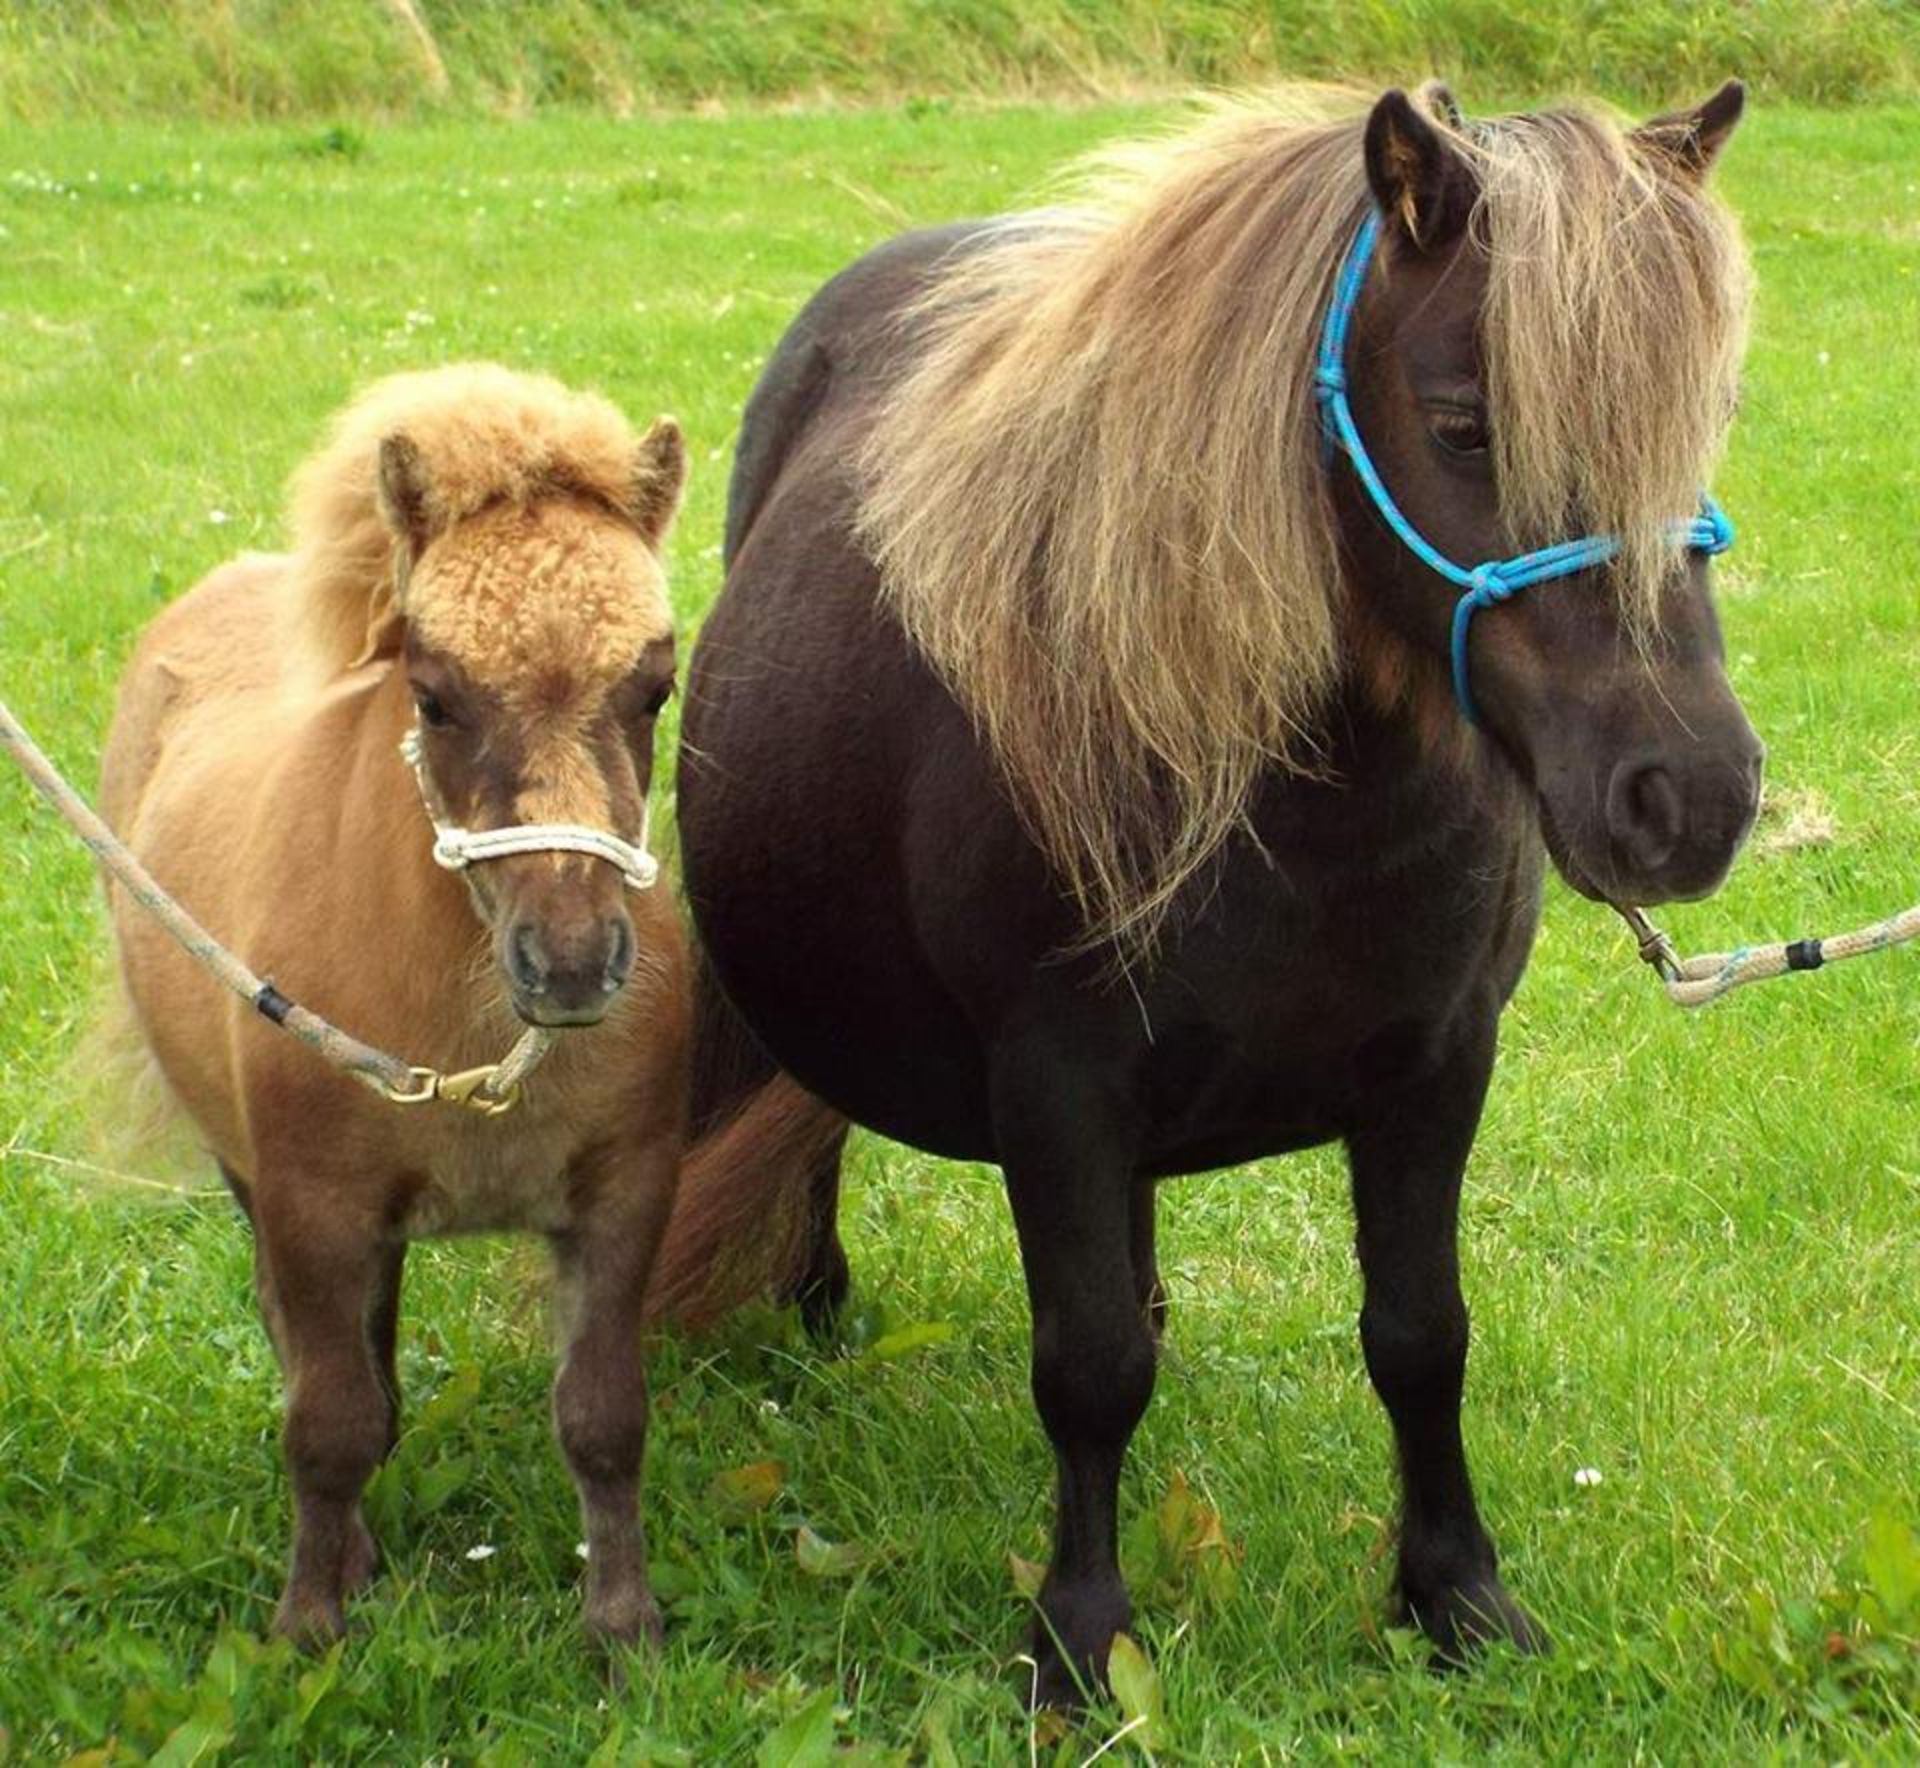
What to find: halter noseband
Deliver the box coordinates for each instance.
[1312,210,1734,724]
[400,727,660,892]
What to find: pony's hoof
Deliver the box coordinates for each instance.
[790,1249,852,1347]
[1024,1580,1130,1711]
[588,1589,665,1674]
[272,1590,347,1653]
[1408,1575,1547,1665]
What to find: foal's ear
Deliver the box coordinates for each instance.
[628,416,687,550]
[1365,88,1476,252]
[1633,79,1746,184]
[376,432,433,559]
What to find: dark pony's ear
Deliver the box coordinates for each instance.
[1364,88,1476,252]
[1633,79,1746,183]
[376,432,433,561]
[628,416,687,550]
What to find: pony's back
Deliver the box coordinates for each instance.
[98,552,296,835]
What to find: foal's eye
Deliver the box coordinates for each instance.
[641,678,674,717]
[1429,405,1491,457]
[412,687,455,730]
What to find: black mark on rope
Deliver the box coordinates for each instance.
[1784,939,1824,973]
[254,982,295,1024]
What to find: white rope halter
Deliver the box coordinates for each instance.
[400,727,661,892]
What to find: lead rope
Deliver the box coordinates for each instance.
[0,696,552,1115]
[1616,898,1920,1008]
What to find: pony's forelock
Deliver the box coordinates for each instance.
[1471,106,1751,624]
[856,86,1750,954]
[281,363,654,682]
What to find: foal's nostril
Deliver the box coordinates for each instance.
[508,923,549,997]
[1606,761,1684,871]
[603,916,635,994]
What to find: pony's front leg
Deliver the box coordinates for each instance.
[993,1050,1154,1709]
[1345,1022,1545,1661]
[551,1138,678,1658]
[252,1176,392,1648]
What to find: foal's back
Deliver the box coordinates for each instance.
[100,551,295,834]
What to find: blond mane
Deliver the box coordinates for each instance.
[856,87,1751,954]
[283,362,650,679]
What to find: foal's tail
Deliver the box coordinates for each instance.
[642,946,847,1328]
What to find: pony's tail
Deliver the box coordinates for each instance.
[642,946,847,1329]
[63,957,207,1194]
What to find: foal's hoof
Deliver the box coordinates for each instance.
[588,1589,666,1676]
[1407,1576,1548,1665]
[271,1591,347,1653]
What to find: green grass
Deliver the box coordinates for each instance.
[2,94,1918,1763]
[3,0,1918,121]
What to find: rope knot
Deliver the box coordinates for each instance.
[1467,564,1512,607]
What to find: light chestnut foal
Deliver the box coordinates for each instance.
[100,364,691,1654]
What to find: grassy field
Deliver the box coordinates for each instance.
[4,0,1918,119]
[1,92,1918,1763]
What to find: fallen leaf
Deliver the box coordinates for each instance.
[1107,1633,1167,1750]
[1029,1708,1071,1749]
[709,1460,785,1521]
[867,1321,956,1361]
[755,1687,836,1768]
[1007,1552,1046,1600]
[795,1524,877,1577]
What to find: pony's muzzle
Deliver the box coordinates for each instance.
[503,903,636,1027]
[1603,740,1764,903]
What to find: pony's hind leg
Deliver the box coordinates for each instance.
[551,1138,678,1660]
[251,1178,392,1648]
[776,1122,852,1340]
[1344,1025,1545,1662]
[993,1046,1155,1709]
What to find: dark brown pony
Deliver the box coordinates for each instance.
[661,85,1763,1703]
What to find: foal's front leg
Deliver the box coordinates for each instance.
[551,1137,678,1655]
[1345,1022,1545,1660]
[993,1048,1155,1708]
[252,1178,392,1647]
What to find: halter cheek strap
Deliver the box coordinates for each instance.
[399,728,661,892]
[1312,209,1734,724]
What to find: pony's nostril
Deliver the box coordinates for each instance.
[603,917,635,994]
[1630,768,1683,844]
[509,923,549,996]
[1607,761,1684,868]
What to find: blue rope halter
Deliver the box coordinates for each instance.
[1312,210,1734,724]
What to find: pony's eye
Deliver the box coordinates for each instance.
[642,678,674,717]
[1429,406,1491,457]
[413,687,455,729]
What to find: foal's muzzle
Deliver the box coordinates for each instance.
[503,903,637,1027]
